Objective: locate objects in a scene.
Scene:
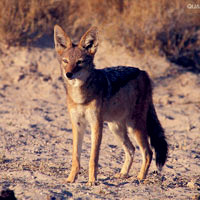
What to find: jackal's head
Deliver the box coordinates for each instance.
[54,25,98,81]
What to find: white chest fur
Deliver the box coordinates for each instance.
[67,79,87,104]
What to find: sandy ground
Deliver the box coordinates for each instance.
[0,41,200,200]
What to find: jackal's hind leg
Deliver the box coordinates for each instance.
[128,125,152,180]
[108,122,135,178]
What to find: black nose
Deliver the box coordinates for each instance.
[66,72,73,79]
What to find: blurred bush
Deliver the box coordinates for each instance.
[0,0,199,71]
[158,26,200,72]
[0,0,70,45]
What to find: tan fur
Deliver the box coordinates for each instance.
[54,25,168,185]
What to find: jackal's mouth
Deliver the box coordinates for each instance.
[65,67,83,79]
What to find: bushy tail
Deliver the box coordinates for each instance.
[147,103,168,170]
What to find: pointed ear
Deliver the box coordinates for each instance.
[54,25,72,55]
[79,27,98,55]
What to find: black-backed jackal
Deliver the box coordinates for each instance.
[54,25,168,185]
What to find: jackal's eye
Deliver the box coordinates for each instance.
[76,60,84,66]
[62,59,68,64]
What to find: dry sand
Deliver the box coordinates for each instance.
[0,41,199,199]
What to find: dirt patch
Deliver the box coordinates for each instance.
[0,44,199,199]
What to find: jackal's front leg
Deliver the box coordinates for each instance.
[88,121,103,185]
[67,121,84,183]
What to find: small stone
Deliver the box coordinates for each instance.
[187,181,195,189]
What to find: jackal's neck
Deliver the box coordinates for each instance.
[66,69,106,104]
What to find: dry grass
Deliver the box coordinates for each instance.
[0,0,200,70]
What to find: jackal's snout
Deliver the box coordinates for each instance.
[65,64,83,79]
[66,72,73,79]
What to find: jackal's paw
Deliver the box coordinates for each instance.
[114,173,128,179]
[66,175,76,183]
[137,173,146,180]
[87,181,97,186]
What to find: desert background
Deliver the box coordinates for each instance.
[0,0,200,199]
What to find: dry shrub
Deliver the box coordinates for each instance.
[158,26,200,72]
[157,18,200,72]
[0,0,70,45]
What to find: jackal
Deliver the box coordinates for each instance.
[54,25,168,185]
